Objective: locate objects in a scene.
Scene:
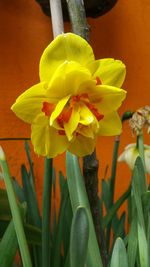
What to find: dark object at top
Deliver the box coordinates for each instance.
[36,0,118,20]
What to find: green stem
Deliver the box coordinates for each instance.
[0,146,32,267]
[110,136,120,204]
[103,186,131,228]
[137,133,146,170]
[105,112,135,249]
[106,135,120,250]
[42,158,53,267]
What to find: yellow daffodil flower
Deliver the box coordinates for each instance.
[118,143,150,173]
[11,33,126,158]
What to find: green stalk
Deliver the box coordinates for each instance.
[136,133,147,192]
[42,158,53,267]
[106,135,120,250]
[137,133,146,170]
[0,146,32,267]
[110,136,120,204]
[103,186,131,228]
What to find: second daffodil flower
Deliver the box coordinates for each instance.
[118,144,150,173]
[11,33,126,158]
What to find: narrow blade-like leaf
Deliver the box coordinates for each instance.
[110,238,128,267]
[66,152,103,267]
[0,220,18,267]
[70,207,89,267]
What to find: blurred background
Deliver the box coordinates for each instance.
[0,0,150,210]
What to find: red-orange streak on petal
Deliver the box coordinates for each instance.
[70,94,89,107]
[71,95,80,102]
[57,114,64,128]
[93,111,104,121]
[42,102,55,116]
[63,107,73,123]
[58,130,66,135]
[57,107,73,128]
[96,77,101,85]
[71,93,103,121]
[80,93,89,103]
[86,103,104,121]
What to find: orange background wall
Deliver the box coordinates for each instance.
[0,0,150,208]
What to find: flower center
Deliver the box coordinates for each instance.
[57,107,73,128]
[42,89,104,137]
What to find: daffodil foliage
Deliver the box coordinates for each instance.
[11,33,126,158]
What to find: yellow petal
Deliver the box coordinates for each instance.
[76,79,96,96]
[47,61,91,100]
[40,33,94,82]
[76,125,95,139]
[98,111,122,136]
[31,114,69,158]
[11,82,48,123]
[87,58,126,88]
[50,95,71,126]
[64,108,80,141]
[79,104,95,125]
[94,85,126,114]
[68,135,96,157]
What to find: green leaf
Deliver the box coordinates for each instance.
[66,152,103,267]
[102,186,131,228]
[136,254,141,267]
[64,252,70,267]
[51,180,70,267]
[98,196,103,220]
[135,157,147,193]
[0,220,18,267]
[132,166,145,231]
[136,135,146,177]
[147,213,150,265]
[113,212,126,241]
[127,195,132,225]
[138,222,149,267]
[142,191,150,230]
[127,213,138,267]
[110,238,128,267]
[62,193,72,259]
[12,264,21,267]
[0,148,33,267]
[70,207,89,267]
[42,158,53,267]
[0,219,41,246]
[59,171,66,198]
[109,213,126,262]
[21,165,41,267]
[12,177,25,203]
[0,189,11,221]
[24,224,41,245]
[21,164,41,228]
[102,179,111,211]
[24,141,35,190]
